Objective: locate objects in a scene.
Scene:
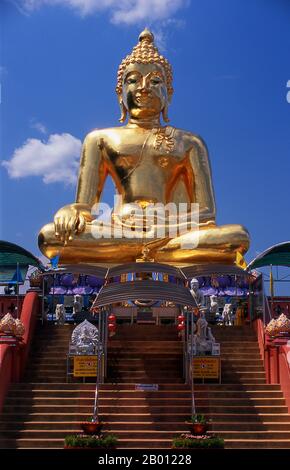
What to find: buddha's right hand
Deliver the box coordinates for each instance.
[54,203,92,244]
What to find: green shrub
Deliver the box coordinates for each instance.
[172,434,224,449]
[64,434,118,448]
[187,414,207,424]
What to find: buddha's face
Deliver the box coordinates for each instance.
[121,63,168,119]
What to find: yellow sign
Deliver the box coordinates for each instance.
[73,356,97,377]
[192,357,220,379]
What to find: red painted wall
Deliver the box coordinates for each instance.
[0,291,40,412]
[19,292,40,376]
[253,318,290,412]
[0,344,14,411]
[279,344,290,411]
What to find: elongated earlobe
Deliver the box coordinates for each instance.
[118,98,127,123]
[162,103,170,123]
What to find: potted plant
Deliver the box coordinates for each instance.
[81,416,103,435]
[64,433,118,449]
[172,433,224,449]
[186,414,208,435]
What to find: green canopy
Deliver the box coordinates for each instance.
[0,240,44,284]
[247,241,290,270]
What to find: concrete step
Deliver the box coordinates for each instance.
[7,389,284,399]
[10,382,191,391]
[105,377,185,383]
[3,397,286,406]
[2,412,290,423]
[107,353,183,359]
[221,371,266,377]
[2,404,288,413]
[32,357,183,365]
[0,438,64,449]
[224,439,290,449]
[3,429,290,441]
[0,430,186,439]
[118,438,290,449]
[0,421,188,431]
[108,340,182,347]
[109,363,264,372]
[22,377,186,384]
[2,420,290,431]
[106,370,183,377]
[220,378,267,384]
[0,413,191,423]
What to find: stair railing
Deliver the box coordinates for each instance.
[264,294,272,322]
[93,308,107,420]
[184,308,196,417]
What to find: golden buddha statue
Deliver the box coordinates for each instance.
[38,29,250,266]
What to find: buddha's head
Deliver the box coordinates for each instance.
[116,28,173,123]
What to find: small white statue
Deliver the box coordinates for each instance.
[72,295,82,317]
[222,303,234,326]
[196,312,208,340]
[55,304,65,325]
[210,295,218,316]
[190,278,205,308]
[191,313,219,355]
[71,319,99,355]
[195,313,210,354]
[205,295,218,323]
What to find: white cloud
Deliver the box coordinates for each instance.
[30,119,48,134]
[15,0,188,24]
[2,133,82,185]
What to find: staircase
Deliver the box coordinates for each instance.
[1,323,290,448]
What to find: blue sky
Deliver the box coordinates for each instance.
[1,0,290,291]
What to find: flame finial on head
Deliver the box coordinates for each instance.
[138,27,154,43]
[116,28,173,98]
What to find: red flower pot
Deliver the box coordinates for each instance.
[191,423,207,435]
[81,422,103,435]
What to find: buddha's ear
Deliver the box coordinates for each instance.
[118,95,127,123]
[162,101,170,123]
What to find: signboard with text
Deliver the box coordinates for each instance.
[73,356,97,377]
[192,357,220,379]
[135,384,159,391]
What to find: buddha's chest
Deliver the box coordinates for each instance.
[104,128,186,177]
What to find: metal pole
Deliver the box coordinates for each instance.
[16,263,20,319]
[185,309,189,383]
[52,273,56,323]
[191,310,195,417]
[41,275,45,326]
[270,264,274,317]
[93,309,101,420]
[235,274,238,325]
[262,274,266,325]
[182,307,185,381]
[104,309,108,380]
[101,308,106,383]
